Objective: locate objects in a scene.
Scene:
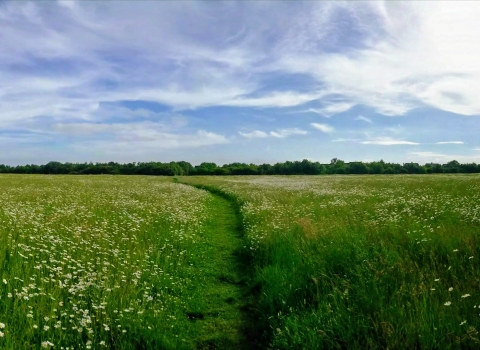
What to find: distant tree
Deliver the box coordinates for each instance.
[347,162,369,174]
[195,162,218,175]
[459,163,478,173]
[258,163,273,175]
[444,160,460,173]
[326,159,346,174]
[0,158,478,176]
[403,162,426,174]
[175,161,194,175]
[369,160,385,174]
[425,163,443,173]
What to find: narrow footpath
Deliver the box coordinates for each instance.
[184,184,258,349]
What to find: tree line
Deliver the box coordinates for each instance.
[0,159,479,176]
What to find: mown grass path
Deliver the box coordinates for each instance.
[185,184,257,349]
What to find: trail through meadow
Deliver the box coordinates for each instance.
[187,186,257,349]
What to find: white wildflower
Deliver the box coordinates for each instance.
[444,301,452,306]
[41,341,54,348]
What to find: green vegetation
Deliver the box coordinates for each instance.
[0,175,250,349]
[1,158,480,176]
[1,174,480,349]
[182,174,480,349]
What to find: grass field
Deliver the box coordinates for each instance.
[182,174,480,349]
[1,174,480,349]
[0,175,247,349]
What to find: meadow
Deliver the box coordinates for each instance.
[0,175,244,349]
[1,174,479,349]
[182,174,480,349]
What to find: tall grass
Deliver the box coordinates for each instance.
[0,175,215,349]
[184,174,480,349]
[2,174,479,349]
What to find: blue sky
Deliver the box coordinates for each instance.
[1,1,480,165]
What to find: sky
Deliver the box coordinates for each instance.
[1,1,480,166]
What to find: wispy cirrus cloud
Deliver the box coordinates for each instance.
[5,1,480,121]
[273,2,480,116]
[355,115,372,123]
[221,91,325,108]
[361,138,419,146]
[299,102,355,117]
[311,123,334,133]
[238,130,268,139]
[270,128,308,138]
[52,122,228,148]
[331,138,361,143]
[239,128,308,139]
[1,1,479,164]
[436,141,464,145]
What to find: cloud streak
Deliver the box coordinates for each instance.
[52,122,229,148]
[361,138,419,146]
[311,123,334,133]
[356,115,372,123]
[239,128,308,139]
[436,141,464,145]
[270,128,308,138]
[238,130,268,139]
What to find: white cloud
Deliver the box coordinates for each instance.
[331,138,360,142]
[301,102,355,117]
[222,91,324,108]
[474,148,480,151]
[410,151,448,158]
[239,130,268,139]
[436,141,464,145]
[355,115,372,123]
[274,2,480,116]
[68,131,228,159]
[53,123,113,135]
[239,128,308,139]
[311,123,334,133]
[270,128,308,138]
[361,137,419,145]
[3,1,480,123]
[52,122,228,148]
[1,1,480,164]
